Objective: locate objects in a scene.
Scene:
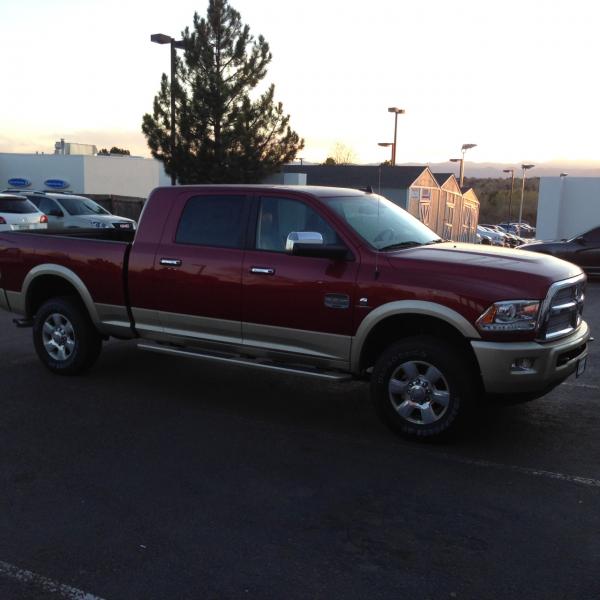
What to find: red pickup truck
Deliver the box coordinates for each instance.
[0,185,590,439]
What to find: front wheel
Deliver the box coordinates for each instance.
[33,297,102,375]
[371,336,477,440]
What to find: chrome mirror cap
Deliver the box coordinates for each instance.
[285,231,324,252]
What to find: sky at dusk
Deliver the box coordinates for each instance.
[1,0,598,167]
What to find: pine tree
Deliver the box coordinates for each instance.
[142,0,303,183]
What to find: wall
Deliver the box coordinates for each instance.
[0,152,168,199]
[83,155,166,197]
[0,153,85,191]
[537,177,600,240]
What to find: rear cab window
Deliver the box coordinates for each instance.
[175,194,247,248]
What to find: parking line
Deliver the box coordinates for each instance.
[0,561,106,600]
[561,381,599,390]
[423,452,600,488]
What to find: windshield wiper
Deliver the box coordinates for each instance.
[424,238,444,245]
[378,241,424,251]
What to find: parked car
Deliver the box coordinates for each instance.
[480,224,524,248]
[5,190,136,230]
[519,226,600,276]
[0,185,589,441]
[499,222,536,238]
[477,225,508,246]
[0,193,48,232]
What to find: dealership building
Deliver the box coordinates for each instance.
[0,149,169,199]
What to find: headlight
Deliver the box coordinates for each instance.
[89,221,109,228]
[476,300,540,332]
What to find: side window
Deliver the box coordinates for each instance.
[256,196,341,252]
[39,198,61,214]
[176,195,246,248]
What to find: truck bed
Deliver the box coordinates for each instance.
[0,229,132,312]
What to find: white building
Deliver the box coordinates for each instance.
[0,152,170,199]
[537,177,600,240]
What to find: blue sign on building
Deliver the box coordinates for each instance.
[7,177,31,188]
[44,178,70,190]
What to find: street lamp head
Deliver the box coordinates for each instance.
[560,172,568,177]
[151,33,174,44]
[461,143,477,151]
[503,168,514,174]
[522,163,535,171]
[378,142,393,147]
[449,158,461,163]
[388,107,405,114]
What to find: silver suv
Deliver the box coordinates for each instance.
[8,191,136,230]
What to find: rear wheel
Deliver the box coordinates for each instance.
[33,297,102,375]
[371,336,477,440]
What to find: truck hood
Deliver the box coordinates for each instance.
[384,242,581,301]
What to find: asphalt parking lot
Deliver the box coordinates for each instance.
[1,283,599,600]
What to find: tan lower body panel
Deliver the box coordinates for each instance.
[130,307,350,370]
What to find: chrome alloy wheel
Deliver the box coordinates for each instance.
[388,360,451,425]
[42,313,76,362]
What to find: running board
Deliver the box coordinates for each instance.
[137,342,352,381]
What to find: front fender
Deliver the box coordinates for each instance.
[350,300,481,373]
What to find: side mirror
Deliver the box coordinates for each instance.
[285,231,324,252]
[576,236,586,245]
[286,231,349,260]
[48,208,63,217]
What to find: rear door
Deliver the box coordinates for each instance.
[145,190,250,346]
[241,193,359,367]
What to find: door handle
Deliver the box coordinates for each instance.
[160,258,182,267]
[250,266,275,275]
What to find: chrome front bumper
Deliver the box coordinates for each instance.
[471,320,590,395]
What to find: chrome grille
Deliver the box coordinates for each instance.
[537,275,585,341]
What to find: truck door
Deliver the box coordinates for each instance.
[147,191,250,347]
[241,194,359,367]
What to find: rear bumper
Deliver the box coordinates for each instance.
[471,320,590,395]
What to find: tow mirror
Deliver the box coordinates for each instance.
[285,231,348,260]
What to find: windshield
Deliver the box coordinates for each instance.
[57,196,110,216]
[324,194,441,250]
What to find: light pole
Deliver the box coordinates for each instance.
[449,157,462,181]
[151,33,185,185]
[503,168,515,222]
[456,143,477,187]
[518,163,535,236]
[377,142,393,165]
[376,143,393,193]
[387,107,405,166]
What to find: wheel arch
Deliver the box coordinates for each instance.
[352,301,482,377]
[23,265,101,327]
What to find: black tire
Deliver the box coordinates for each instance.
[371,336,477,441]
[33,296,102,375]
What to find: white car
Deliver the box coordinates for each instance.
[17,191,136,231]
[476,225,508,247]
[0,193,48,231]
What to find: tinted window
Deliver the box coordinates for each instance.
[256,196,341,252]
[39,198,62,215]
[176,195,246,248]
[0,197,38,214]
